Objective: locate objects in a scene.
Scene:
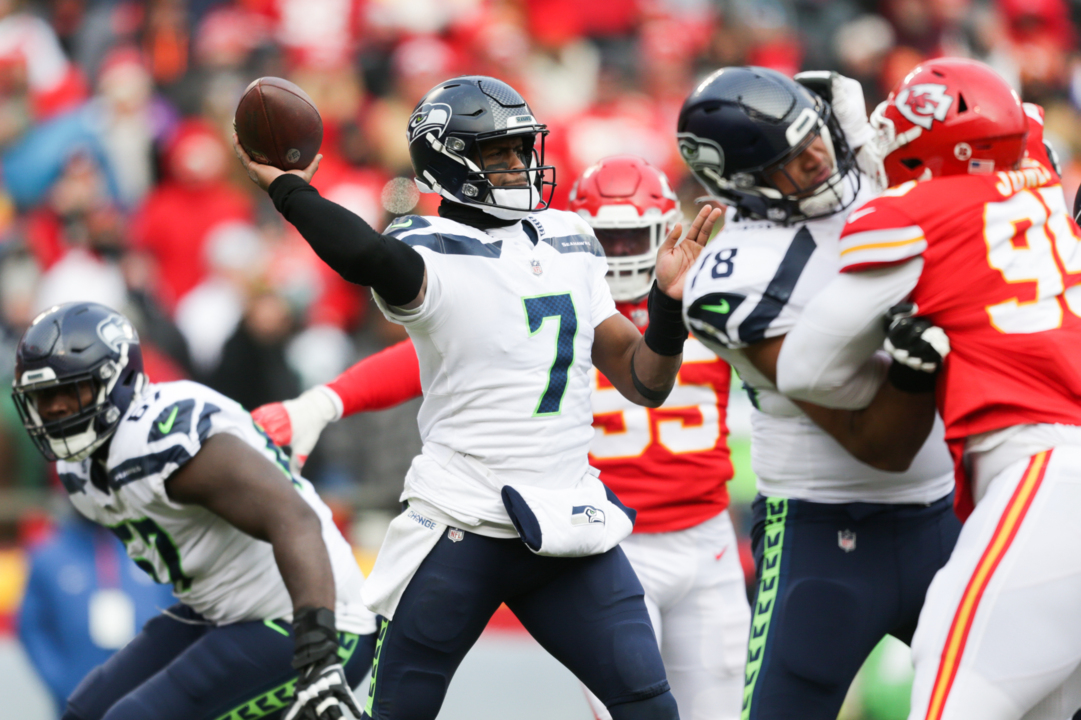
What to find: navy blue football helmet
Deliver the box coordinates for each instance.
[677,66,860,224]
[12,302,146,461]
[407,76,556,220]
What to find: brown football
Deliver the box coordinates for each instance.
[234,77,323,171]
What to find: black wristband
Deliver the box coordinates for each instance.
[631,353,672,405]
[643,282,688,356]
[887,361,938,394]
[291,606,339,669]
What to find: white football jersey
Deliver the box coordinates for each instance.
[374,209,617,535]
[682,177,953,504]
[58,380,375,633]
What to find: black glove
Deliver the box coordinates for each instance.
[284,607,363,720]
[883,303,951,393]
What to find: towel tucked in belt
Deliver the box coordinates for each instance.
[501,472,636,557]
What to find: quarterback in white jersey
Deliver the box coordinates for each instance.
[12,303,375,720]
[252,155,751,720]
[676,68,958,720]
[234,75,723,720]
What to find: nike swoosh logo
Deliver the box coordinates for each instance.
[157,406,179,435]
[715,547,727,561]
[388,218,413,230]
[847,207,876,224]
[701,300,730,314]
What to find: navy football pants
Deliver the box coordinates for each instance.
[743,492,960,720]
[363,529,677,720]
[62,604,376,720]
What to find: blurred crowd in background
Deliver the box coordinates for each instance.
[0,0,1080,714]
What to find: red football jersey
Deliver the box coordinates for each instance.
[590,299,734,533]
[839,109,1081,516]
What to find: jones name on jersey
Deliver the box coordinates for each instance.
[58,380,373,633]
[682,181,953,504]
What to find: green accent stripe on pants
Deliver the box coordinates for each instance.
[742,497,788,720]
[365,618,390,718]
[213,630,361,720]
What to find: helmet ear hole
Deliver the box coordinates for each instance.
[957,93,968,113]
[900,158,924,170]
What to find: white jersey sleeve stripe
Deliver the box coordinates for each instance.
[839,225,926,267]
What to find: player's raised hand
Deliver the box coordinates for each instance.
[251,386,342,475]
[232,132,321,192]
[654,205,724,301]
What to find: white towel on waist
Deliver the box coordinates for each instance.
[500,469,636,557]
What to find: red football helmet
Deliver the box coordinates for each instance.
[568,155,679,302]
[870,57,1028,187]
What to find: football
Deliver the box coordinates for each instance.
[234,77,323,171]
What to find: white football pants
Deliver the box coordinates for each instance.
[584,510,751,720]
[908,446,1081,720]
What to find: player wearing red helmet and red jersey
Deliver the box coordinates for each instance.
[777,57,1081,720]
[255,156,751,720]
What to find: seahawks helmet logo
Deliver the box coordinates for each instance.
[678,133,726,190]
[895,83,953,130]
[408,102,453,142]
[678,133,724,175]
[97,315,138,353]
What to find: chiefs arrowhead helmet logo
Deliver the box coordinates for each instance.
[895,83,954,130]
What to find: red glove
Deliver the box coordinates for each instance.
[252,402,293,447]
[251,386,343,473]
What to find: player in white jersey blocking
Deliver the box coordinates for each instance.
[11,302,377,720]
[676,67,959,720]
[252,156,751,720]
[233,76,721,720]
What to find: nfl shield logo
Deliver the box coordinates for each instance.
[838,529,856,553]
[531,259,543,276]
[448,528,464,542]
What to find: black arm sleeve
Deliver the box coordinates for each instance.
[268,174,426,307]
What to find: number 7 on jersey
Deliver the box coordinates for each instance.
[523,293,578,416]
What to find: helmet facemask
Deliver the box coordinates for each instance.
[417,126,557,220]
[13,346,143,462]
[682,99,860,224]
[592,209,678,301]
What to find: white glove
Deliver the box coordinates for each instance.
[251,385,343,474]
[829,74,874,150]
[795,71,874,149]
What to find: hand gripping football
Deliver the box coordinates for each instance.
[234,77,323,170]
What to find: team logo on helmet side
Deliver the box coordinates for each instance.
[96,315,137,354]
[677,133,725,181]
[408,102,453,142]
[895,84,953,130]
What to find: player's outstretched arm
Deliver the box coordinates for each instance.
[232,133,428,309]
[166,434,362,720]
[593,206,723,407]
[745,336,937,472]
[165,433,335,610]
[253,339,423,472]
